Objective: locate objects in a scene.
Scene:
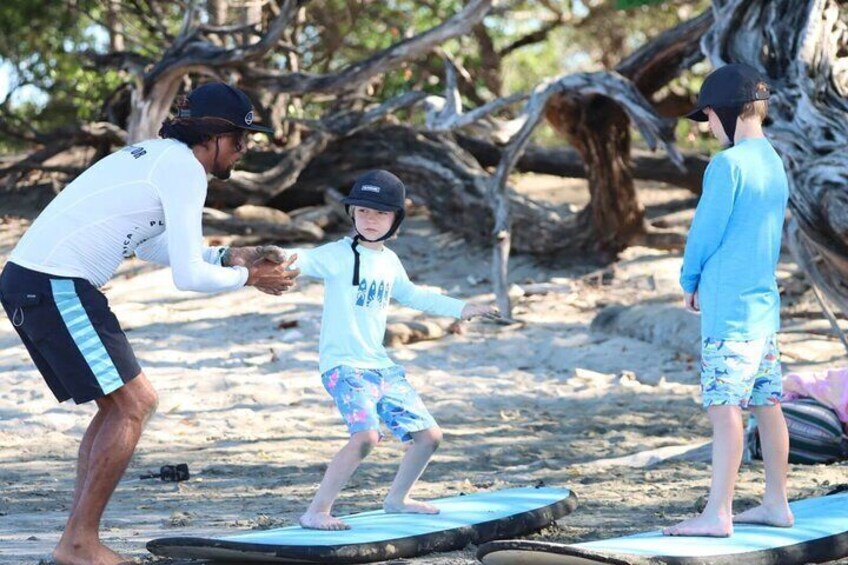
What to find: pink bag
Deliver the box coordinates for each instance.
[783,367,848,426]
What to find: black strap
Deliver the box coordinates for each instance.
[351,235,362,286]
[348,210,404,285]
[713,105,742,146]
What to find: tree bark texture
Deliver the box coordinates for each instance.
[274,125,630,257]
[542,9,711,256]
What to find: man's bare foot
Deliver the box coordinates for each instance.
[662,513,733,537]
[53,540,129,565]
[733,503,794,527]
[299,511,350,530]
[383,498,440,514]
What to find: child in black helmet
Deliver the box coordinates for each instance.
[286,169,495,530]
[664,63,792,537]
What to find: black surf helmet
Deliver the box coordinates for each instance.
[342,169,406,285]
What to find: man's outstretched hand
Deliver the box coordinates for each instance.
[222,245,288,268]
[224,245,299,295]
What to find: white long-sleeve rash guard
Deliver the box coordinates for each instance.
[9,139,248,292]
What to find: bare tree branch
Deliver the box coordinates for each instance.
[616,9,713,95]
[0,123,127,186]
[456,135,707,192]
[498,17,566,58]
[471,23,503,96]
[241,0,494,95]
[143,0,299,93]
[223,91,427,202]
[482,70,683,315]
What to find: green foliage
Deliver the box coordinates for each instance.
[0,0,716,153]
[0,0,183,147]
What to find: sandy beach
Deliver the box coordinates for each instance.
[0,178,846,565]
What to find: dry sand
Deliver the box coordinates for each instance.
[0,177,846,565]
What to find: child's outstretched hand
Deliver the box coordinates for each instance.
[461,303,499,321]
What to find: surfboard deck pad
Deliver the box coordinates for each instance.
[477,491,848,565]
[147,485,576,563]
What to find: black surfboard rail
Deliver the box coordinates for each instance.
[477,491,848,565]
[148,488,578,564]
[477,533,848,565]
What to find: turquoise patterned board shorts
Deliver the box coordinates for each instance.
[700,334,782,408]
[321,364,437,442]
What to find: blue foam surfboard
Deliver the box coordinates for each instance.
[147,486,577,563]
[477,491,848,565]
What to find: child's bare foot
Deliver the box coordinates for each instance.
[733,503,794,527]
[662,513,733,537]
[299,511,350,530]
[53,540,129,565]
[383,498,440,514]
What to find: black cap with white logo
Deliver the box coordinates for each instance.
[178,82,274,133]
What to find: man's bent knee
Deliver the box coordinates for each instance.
[109,372,158,422]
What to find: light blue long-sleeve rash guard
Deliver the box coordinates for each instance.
[680,137,789,340]
[289,238,466,374]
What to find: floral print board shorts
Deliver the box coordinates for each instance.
[700,334,782,408]
[321,364,437,442]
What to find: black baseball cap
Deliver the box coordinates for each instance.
[686,63,770,122]
[178,82,274,133]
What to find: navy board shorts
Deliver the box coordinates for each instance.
[0,261,141,404]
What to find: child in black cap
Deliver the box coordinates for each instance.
[284,169,495,530]
[665,63,792,537]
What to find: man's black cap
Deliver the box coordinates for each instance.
[178,82,274,133]
[686,63,770,122]
[342,169,406,215]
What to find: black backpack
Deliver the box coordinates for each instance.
[747,398,848,464]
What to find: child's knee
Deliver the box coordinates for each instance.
[417,427,442,450]
[351,430,380,457]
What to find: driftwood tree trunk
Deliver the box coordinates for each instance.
[485,71,682,315]
[545,94,643,253]
[285,114,676,262]
[125,0,492,140]
[701,0,848,325]
[456,135,708,194]
[544,9,712,255]
[269,125,586,255]
[475,10,712,315]
[417,10,709,316]
[127,75,186,143]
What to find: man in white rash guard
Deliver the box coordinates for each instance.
[0,82,299,565]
